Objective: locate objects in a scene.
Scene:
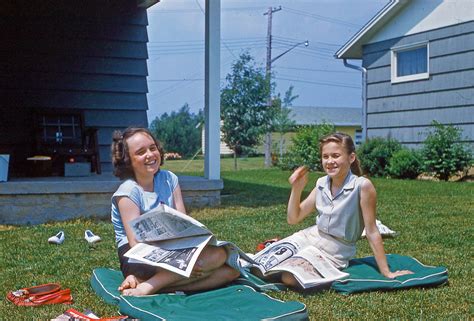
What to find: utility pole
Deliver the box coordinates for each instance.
[263,6,281,168]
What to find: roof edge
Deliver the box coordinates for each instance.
[335,0,408,60]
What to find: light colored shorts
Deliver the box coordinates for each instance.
[281,225,356,269]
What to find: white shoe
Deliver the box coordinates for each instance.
[48,231,65,245]
[84,230,101,244]
[362,220,397,238]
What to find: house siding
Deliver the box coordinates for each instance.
[0,0,150,176]
[362,21,474,148]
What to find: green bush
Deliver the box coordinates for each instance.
[357,137,402,177]
[388,148,423,179]
[421,121,472,181]
[277,123,335,171]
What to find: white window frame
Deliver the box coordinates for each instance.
[391,41,429,83]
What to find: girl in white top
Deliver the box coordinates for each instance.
[282,132,412,288]
[111,127,239,296]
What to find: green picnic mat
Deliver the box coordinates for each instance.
[91,268,308,321]
[331,254,448,295]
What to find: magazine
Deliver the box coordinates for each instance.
[124,204,254,278]
[248,239,349,289]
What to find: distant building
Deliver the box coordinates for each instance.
[258,106,362,155]
[336,0,474,148]
[288,106,362,142]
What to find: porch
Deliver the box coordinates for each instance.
[0,173,223,225]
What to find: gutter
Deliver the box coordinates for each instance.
[343,59,367,143]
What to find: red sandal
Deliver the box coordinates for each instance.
[7,283,73,306]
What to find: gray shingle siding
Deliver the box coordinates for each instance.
[0,0,150,174]
[362,21,474,148]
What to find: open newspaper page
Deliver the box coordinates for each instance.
[129,204,211,242]
[124,234,213,277]
[124,204,252,277]
[268,246,349,289]
[214,240,256,276]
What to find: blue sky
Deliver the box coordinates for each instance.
[145,0,387,121]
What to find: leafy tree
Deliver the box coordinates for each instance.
[221,53,274,168]
[271,86,298,157]
[149,104,203,158]
[421,121,472,181]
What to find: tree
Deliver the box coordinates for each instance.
[271,85,298,157]
[421,121,472,181]
[149,104,203,158]
[221,53,275,169]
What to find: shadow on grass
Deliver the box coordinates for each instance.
[221,178,300,207]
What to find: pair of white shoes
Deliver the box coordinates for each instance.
[48,230,101,245]
[361,220,397,238]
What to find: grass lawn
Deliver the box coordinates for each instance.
[0,160,472,319]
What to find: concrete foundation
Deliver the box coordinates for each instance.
[0,173,223,225]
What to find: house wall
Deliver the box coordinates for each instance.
[0,0,150,176]
[370,0,474,44]
[362,21,474,148]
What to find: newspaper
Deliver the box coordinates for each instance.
[249,239,349,289]
[124,204,254,278]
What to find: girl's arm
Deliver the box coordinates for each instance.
[173,184,186,214]
[117,196,142,248]
[360,179,413,278]
[287,166,317,225]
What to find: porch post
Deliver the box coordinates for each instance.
[204,0,221,180]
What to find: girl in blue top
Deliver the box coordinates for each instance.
[111,127,239,296]
[281,132,413,288]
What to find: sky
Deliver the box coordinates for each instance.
[145,0,388,122]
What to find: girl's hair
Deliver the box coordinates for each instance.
[319,132,362,176]
[111,127,165,180]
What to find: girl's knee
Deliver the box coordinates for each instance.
[201,246,227,266]
[281,272,300,288]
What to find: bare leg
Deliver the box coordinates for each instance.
[163,265,240,293]
[281,272,302,290]
[122,245,237,296]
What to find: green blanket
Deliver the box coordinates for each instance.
[91,268,308,321]
[331,254,448,295]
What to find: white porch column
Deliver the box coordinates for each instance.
[204,0,221,180]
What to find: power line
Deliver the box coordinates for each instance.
[283,6,360,28]
[276,76,360,89]
[273,65,356,74]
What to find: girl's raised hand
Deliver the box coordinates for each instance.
[289,166,308,188]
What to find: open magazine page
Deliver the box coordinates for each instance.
[270,246,349,289]
[129,204,211,242]
[124,234,213,277]
[251,240,302,275]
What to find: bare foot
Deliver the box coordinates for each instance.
[118,274,139,291]
[122,282,154,296]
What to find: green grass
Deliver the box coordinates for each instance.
[161,156,267,174]
[1,165,472,319]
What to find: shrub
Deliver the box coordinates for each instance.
[357,137,402,177]
[388,148,423,179]
[277,123,335,171]
[421,121,472,181]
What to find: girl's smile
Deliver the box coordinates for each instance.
[126,132,161,180]
[321,142,355,180]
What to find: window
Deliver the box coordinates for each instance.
[355,129,362,146]
[391,42,429,83]
[35,111,83,146]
